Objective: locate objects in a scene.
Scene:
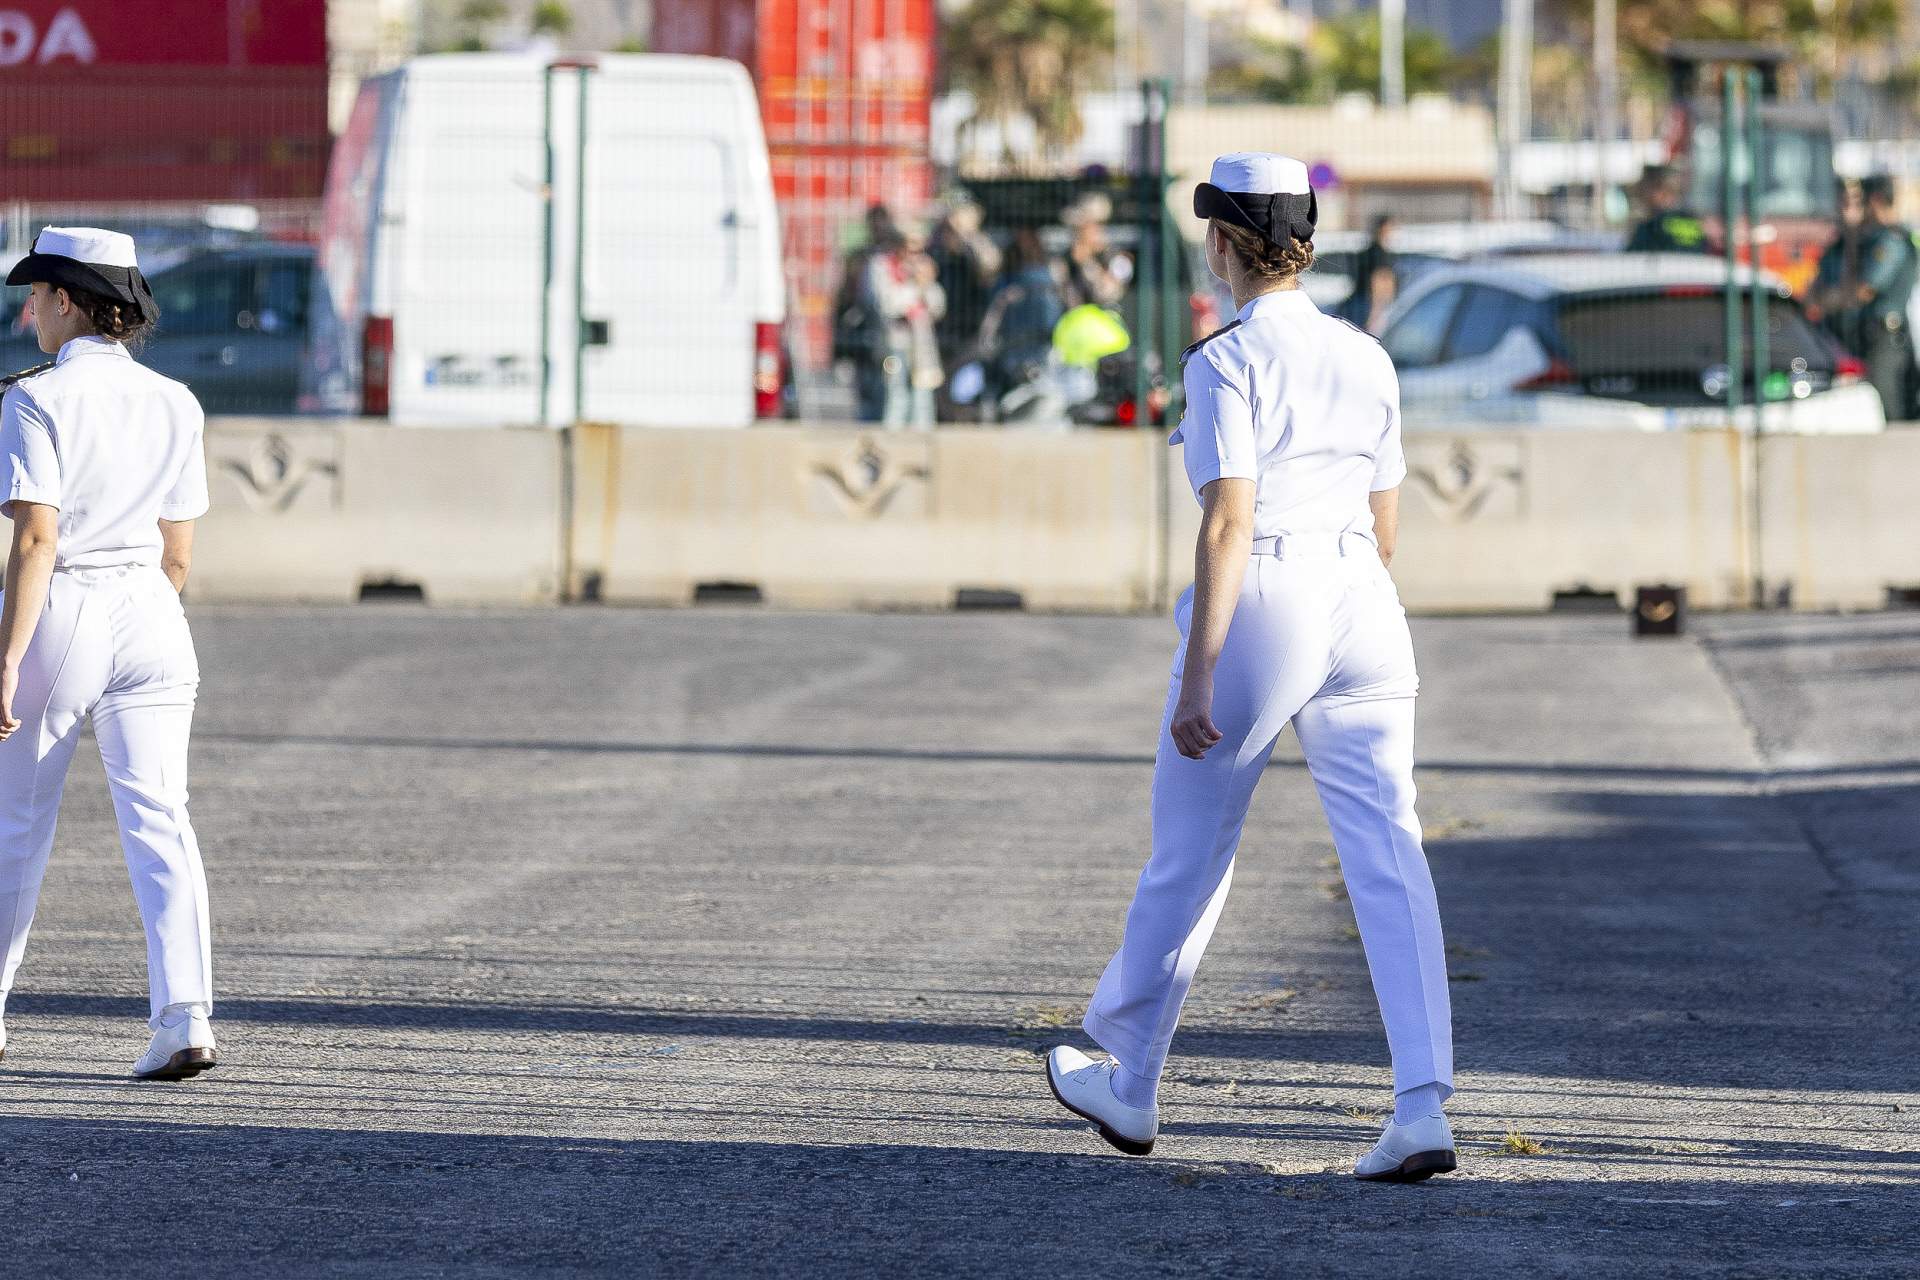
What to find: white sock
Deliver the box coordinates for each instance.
[1393,1082,1446,1124]
[1111,1062,1158,1109]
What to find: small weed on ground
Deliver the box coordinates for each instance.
[1498,1128,1549,1156]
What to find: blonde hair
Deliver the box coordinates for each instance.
[1211,218,1314,283]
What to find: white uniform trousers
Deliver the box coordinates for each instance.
[0,564,211,1028]
[1084,533,1453,1096]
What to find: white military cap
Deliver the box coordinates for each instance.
[5,226,157,321]
[1194,152,1318,244]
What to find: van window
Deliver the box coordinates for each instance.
[1383,284,1463,369]
[152,264,249,336]
[261,260,312,332]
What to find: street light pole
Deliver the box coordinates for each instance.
[1183,0,1208,103]
[1497,0,1533,218]
[1593,0,1618,226]
[1381,0,1406,108]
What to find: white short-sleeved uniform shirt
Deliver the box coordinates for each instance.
[0,335,209,569]
[1170,288,1404,539]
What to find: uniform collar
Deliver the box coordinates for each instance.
[1236,287,1316,324]
[55,335,131,365]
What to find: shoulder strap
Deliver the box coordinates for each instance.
[0,361,53,389]
[1180,320,1242,366]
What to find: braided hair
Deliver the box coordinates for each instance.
[62,285,158,350]
[1211,219,1314,285]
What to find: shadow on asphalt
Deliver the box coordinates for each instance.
[0,1117,1912,1274]
[197,730,1920,782]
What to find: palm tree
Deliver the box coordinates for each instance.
[1595,0,1901,90]
[944,0,1116,168]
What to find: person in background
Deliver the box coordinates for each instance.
[979,229,1067,403]
[1859,174,1916,420]
[833,204,898,423]
[1343,213,1398,333]
[1810,175,1915,419]
[1625,166,1706,253]
[1061,193,1131,310]
[928,197,1002,377]
[866,225,946,428]
[1809,178,1868,354]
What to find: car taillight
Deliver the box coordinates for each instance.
[753,321,783,419]
[1834,354,1865,382]
[1115,397,1138,426]
[362,316,393,417]
[1515,357,1577,392]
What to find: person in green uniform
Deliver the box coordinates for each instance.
[1809,178,1868,353]
[1812,176,1915,419]
[1860,174,1916,420]
[1625,166,1706,253]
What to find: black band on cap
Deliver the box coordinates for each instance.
[4,254,159,324]
[1194,183,1318,245]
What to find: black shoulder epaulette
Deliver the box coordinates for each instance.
[1180,320,1242,366]
[0,361,53,389]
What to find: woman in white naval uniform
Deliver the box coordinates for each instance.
[1045,156,1456,1182]
[0,228,217,1081]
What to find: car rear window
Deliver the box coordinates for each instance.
[1551,291,1831,404]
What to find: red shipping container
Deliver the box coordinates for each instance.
[0,1,328,203]
[654,0,936,368]
[0,0,325,67]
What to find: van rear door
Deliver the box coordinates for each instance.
[578,60,762,427]
[388,58,548,425]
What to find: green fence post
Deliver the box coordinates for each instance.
[1156,78,1180,424]
[1744,66,1768,607]
[1134,79,1157,427]
[1722,69,1743,429]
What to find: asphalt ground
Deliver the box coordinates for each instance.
[0,604,1913,1277]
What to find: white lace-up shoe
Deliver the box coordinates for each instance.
[1045,1046,1158,1155]
[132,1011,217,1081]
[1353,1112,1456,1182]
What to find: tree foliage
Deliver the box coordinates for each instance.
[1209,14,1483,104]
[943,0,1117,159]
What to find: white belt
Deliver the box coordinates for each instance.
[1250,530,1372,560]
[53,562,158,578]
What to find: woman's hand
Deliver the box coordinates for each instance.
[0,663,20,741]
[1170,677,1224,759]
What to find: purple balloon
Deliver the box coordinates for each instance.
[1309,161,1340,188]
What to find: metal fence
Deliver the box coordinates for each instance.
[5,55,1918,440]
[804,81,1194,429]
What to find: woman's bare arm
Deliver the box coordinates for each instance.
[1369,486,1400,568]
[1171,477,1256,760]
[159,518,195,593]
[0,501,59,739]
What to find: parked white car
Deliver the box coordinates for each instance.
[305,52,785,428]
[1377,254,1885,433]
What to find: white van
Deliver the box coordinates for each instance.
[304,53,785,427]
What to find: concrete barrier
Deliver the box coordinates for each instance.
[193,420,564,604]
[1759,431,1920,610]
[189,418,1917,614]
[568,423,1162,611]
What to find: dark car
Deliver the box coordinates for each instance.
[1,242,314,415]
